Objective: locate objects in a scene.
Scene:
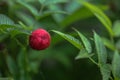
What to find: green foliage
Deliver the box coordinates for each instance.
[112,51,120,80]
[94,33,111,80]
[113,20,120,37]
[61,7,93,27]
[102,37,116,51]
[0,14,14,25]
[100,64,111,80]
[0,0,120,80]
[94,32,107,64]
[38,0,68,6]
[0,14,30,37]
[52,30,83,49]
[75,49,94,59]
[82,2,113,37]
[6,54,18,78]
[17,0,39,17]
[73,28,92,53]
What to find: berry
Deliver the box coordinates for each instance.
[29,28,51,50]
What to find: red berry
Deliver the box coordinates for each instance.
[29,28,51,50]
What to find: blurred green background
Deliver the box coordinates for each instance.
[0,0,120,80]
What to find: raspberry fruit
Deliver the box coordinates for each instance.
[29,28,51,50]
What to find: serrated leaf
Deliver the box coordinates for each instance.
[17,1,39,16]
[100,64,111,80]
[94,32,107,64]
[52,30,83,49]
[112,51,120,79]
[82,2,113,36]
[0,24,16,32]
[74,28,92,53]
[94,32,111,80]
[0,24,30,37]
[113,20,120,37]
[75,49,94,59]
[0,24,19,35]
[0,14,14,25]
[0,14,30,36]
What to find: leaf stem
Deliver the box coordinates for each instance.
[39,5,44,15]
[88,57,98,66]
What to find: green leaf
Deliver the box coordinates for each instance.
[18,21,32,31]
[17,1,39,16]
[39,16,59,30]
[17,49,26,69]
[94,32,111,80]
[39,10,68,19]
[47,4,67,22]
[75,49,94,59]
[112,50,120,79]
[38,0,46,4]
[116,39,120,50]
[102,37,116,51]
[17,48,31,80]
[61,5,108,28]
[65,0,80,13]
[0,24,20,35]
[52,30,83,49]
[100,64,111,80]
[10,29,30,37]
[40,0,68,6]
[0,14,30,36]
[6,55,18,76]
[113,20,120,37]
[1,24,14,31]
[94,32,107,64]
[61,7,93,27]
[16,12,35,26]
[74,28,92,53]
[0,24,30,37]
[82,2,113,36]
[14,34,29,47]
[0,14,14,25]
